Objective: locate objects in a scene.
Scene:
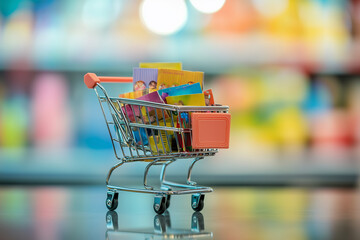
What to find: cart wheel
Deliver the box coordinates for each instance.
[106,191,119,211]
[153,195,167,215]
[160,186,171,209]
[106,211,119,230]
[191,194,205,212]
[165,195,171,209]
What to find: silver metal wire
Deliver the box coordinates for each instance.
[93,83,228,195]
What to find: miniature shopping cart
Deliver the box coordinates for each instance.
[84,73,231,214]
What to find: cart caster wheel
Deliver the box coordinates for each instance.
[106,191,119,211]
[160,186,171,209]
[191,194,205,212]
[191,212,205,231]
[165,195,171,209]
[106,211,119,230]
[154,195,167,215]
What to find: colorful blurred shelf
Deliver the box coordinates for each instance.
[0,149,357,186]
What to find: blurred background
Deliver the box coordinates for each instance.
[1,0,360,186]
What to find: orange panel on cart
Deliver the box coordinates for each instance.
[191,113,231,149]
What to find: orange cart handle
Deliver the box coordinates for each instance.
[84,73,133,88]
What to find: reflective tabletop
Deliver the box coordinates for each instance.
[0,185,359,240]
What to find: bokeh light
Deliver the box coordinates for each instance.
[140,0,188,35]
[190,0,226,14]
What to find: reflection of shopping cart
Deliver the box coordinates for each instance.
[84,73,230,214]
[105,211,213,239]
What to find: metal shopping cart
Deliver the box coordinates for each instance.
[84,73,231,214]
